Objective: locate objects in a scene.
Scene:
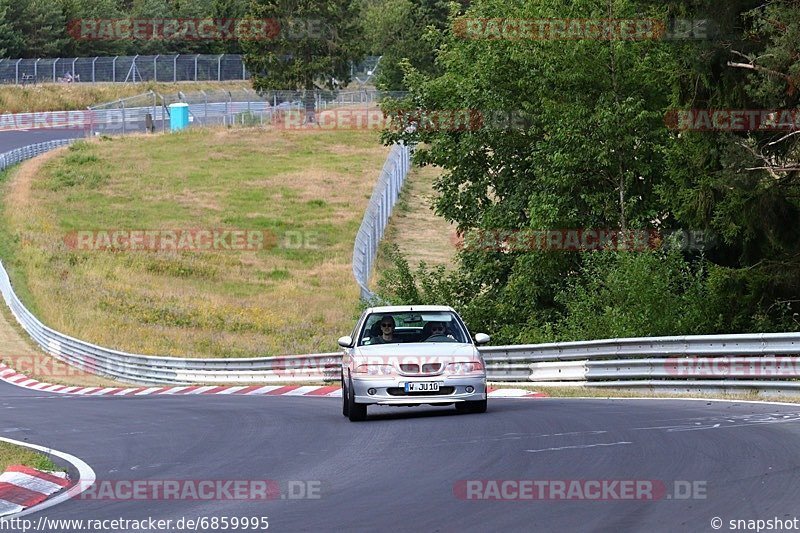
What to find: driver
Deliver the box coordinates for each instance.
[373,315,399,344]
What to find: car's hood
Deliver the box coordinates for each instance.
[352,343,479,362]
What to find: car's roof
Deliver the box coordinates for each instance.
[366,305,455,314]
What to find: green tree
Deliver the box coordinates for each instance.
[360,0,459,90]
[242,0,364,122]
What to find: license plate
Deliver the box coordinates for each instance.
[405,382,440,392]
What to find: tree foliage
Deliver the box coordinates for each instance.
[377,0,800,342]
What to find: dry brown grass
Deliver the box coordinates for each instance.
[2,127,387,358]
[381,163,457,269]
[0,81,252,114]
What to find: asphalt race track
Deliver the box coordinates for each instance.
[0,128,87,153]
[3,379,800,532]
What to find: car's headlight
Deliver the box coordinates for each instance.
[446,361,484,375]
[354,364,395,376]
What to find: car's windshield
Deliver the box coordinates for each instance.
[358,311,468,346]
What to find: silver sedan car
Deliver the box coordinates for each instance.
[338,305,490,422]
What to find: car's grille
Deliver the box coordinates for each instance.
[387,387,455,396]
[398,363,443,375]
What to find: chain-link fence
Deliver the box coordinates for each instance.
[85,88,393,136]
[0,54,248,85]
[0,54,384,85]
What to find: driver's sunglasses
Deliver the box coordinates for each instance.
[381,323,394,328]
[432,326,445,332]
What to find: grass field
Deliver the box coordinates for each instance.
[0,442,61,473]
[0,81,251,114]
[0,126,387,358]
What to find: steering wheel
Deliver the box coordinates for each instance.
[424,334,457,343]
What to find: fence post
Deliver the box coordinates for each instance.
[217,54,223,82]
[72,58,77,79]
[112,56,117,82]
[173,55,178,82]
[154,54,159,82]
[194,55,199,81]
[34,58,40,80]
[242,60,246,80]
[53,58,58,82]
[15,59,20,85]
[92,57,97,83]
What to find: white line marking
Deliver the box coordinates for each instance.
[526,441,632,453]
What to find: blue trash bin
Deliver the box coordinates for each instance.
[169,103,189,131]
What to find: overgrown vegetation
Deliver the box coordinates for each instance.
[376,0,800,344]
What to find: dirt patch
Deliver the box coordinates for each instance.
[4,147,69,208]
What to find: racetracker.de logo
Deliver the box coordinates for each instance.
[67,18,328,41]
[64,229,277,252]
[453,18,711,41]
[272,108,529,131]
[664,109,800,131]
[0,111,91,132]
[450,228,712,253]
[665,356,800,377]
[76,480,322,500]
[454,480,707,500]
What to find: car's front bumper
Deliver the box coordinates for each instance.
[351,375,486,405]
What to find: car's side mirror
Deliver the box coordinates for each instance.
[338,336,353,348]
[474,333,491,345]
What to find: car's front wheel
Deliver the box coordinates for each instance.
[456,399,487,414]
[341,372,349,417]
[347,378,367,422]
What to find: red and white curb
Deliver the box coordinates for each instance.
[0,437,95,520]
[0,363,547,399]
[0,465,69,517]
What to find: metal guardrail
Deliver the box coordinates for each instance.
[481,337,800,393]
[352,143,411,300]
[0,139,80,172]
